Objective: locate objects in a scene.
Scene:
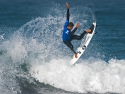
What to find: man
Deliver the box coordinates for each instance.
[62,2,94,58]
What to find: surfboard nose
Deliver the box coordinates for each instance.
[93,21,96,26]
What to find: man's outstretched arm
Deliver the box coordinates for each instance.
[66,2,70,20]
[64,2,70,28]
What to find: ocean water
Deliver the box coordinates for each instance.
[0,0,125,94]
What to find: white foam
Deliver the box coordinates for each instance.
[30,58,125,93]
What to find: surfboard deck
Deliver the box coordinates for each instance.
[70,21,96,65]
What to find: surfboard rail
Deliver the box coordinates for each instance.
[70,21,96,65]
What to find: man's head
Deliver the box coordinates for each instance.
[67,22,74,30]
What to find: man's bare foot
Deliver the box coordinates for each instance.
[85,29,91,33]
[74,53,78,58]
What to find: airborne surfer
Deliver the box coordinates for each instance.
[62,2,94,58]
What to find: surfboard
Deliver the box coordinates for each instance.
[70,21,96,65]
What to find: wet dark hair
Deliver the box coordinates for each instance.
[68,22,74,27]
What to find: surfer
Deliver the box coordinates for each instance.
[62,2,94,58]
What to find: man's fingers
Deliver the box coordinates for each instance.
[76,23,80,28]
[66,2,70,9]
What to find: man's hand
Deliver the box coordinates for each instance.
[66,2,70,9]
[76,23,80,28]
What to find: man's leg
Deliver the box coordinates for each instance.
[71,24,95,40]
[71,31,86,40]
[63,41,76,54]
[63,41,78,58]
[87,24,94,34]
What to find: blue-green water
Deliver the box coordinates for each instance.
[0,0,125,94]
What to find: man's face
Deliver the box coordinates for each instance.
[68,26,73,30]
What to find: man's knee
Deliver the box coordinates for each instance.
[63,41,73,48]
[67,43,74,50]
[69,45,73,50]
[76,36,82,40]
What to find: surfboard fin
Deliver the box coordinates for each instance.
[95,31,97,34]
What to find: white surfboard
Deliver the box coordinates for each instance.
[70,21,96,65]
